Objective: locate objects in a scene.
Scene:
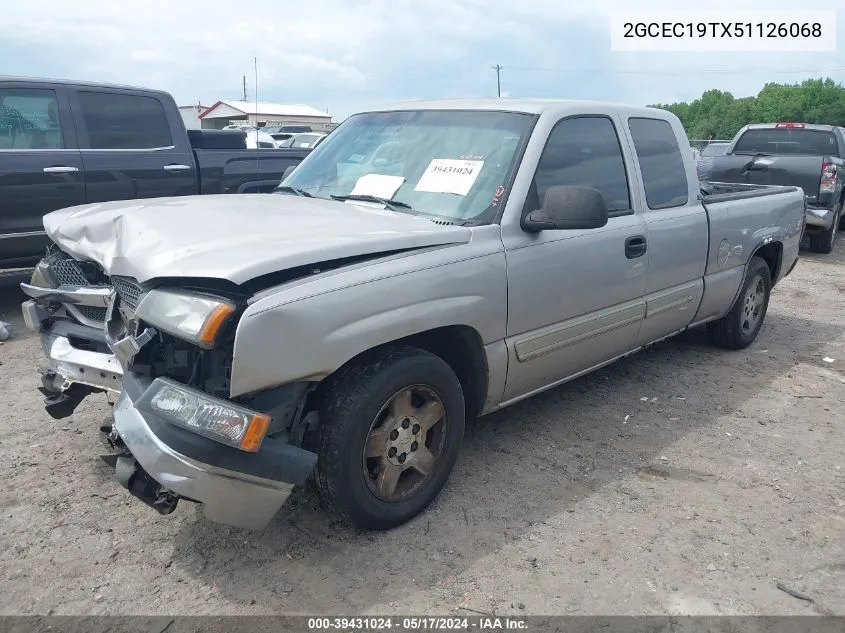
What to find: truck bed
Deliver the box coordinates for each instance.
[193,147,311,194]
[708,154,827,204]
[691,180,805,324]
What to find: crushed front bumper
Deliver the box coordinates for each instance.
[21,298,122,418]
[108,374,318,530]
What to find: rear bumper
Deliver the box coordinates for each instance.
[804,205,836,230]
[109,374,318,530]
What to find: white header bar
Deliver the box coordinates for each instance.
[610,11,837,52]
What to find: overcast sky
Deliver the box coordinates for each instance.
[2,0,843,120]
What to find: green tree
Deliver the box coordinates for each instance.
[649,77,845,140]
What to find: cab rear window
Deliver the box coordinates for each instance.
[734,129,839,156]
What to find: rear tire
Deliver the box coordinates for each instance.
[309,345,465,530]
[707,256,772,350]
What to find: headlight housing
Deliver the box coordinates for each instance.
[134,289,235,348]
[137,378,271,452]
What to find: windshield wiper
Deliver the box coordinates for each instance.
[331,194,412,212]
[274,185,314,197]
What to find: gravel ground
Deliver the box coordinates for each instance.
[1,244,844,617]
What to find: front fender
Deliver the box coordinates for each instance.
[229,236,507,398]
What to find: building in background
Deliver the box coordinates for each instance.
[197,100,333,131]
[178,104,208,130]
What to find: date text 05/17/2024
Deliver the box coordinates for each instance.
[307,617,529,630]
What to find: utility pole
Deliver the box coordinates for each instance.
[243,74,248,101]
[492,64,503,97]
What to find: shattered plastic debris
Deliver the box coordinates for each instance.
[0,321,9,342]
[823,357,835,363]
[623,415,630,424]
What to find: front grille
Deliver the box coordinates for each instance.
[112,276,143,310]
[51,255,89,286]
[78,306,108,322]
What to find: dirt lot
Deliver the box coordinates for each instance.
[1,243,844,618]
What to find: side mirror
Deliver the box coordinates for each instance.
[281,165,297,182]
[522,185,609,232]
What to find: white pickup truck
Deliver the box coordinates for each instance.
[21,98,806,531]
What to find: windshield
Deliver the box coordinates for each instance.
[733,129,838,156]
[281,109,537,223]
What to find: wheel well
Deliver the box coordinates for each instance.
[398,326,489,420]
[314,326,489,422]
[753,242,783,284]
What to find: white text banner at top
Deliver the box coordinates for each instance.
[610,11,837,52]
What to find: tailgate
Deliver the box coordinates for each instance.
[710,155,822,200]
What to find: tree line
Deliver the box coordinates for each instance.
[649,78,845,140]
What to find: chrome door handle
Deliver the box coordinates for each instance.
[43,166,79,173]
[163,164,192,172]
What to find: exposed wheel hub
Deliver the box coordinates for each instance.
[386,417,422,465]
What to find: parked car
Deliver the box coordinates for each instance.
[278,132,327,149]
[262,125,315,145]
[245,128,279,149]
[700,142,729,157]
[0,77,313,268]
[709,122,845,253]
[21,98,805,531]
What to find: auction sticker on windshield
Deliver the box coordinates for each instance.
[415,159,484,196]
[351,174,406,198]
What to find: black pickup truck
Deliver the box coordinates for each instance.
[709,122,845,254]
[0,77,312,268]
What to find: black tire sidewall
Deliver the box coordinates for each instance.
[731,258,772,347]
[318,349,466,528]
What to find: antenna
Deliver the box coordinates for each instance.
[254,57,261,186]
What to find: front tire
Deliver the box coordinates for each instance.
[310,345,465,530]
[707,256,772,350]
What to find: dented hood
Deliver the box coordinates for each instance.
[43,194,471,284]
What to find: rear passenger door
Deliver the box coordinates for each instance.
[68,89,197,203]
[624,116,708,347]
[0,82,84,267]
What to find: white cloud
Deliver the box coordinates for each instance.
[1,0,842,118]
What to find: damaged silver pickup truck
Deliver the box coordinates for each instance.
[21,99,806,530]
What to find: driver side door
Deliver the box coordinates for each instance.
[501,113,648,403]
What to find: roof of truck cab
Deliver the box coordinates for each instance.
[0,75,166,93]
[372,97,669,116]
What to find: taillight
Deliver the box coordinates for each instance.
[775,122,806,128]
[820,162,837,194]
